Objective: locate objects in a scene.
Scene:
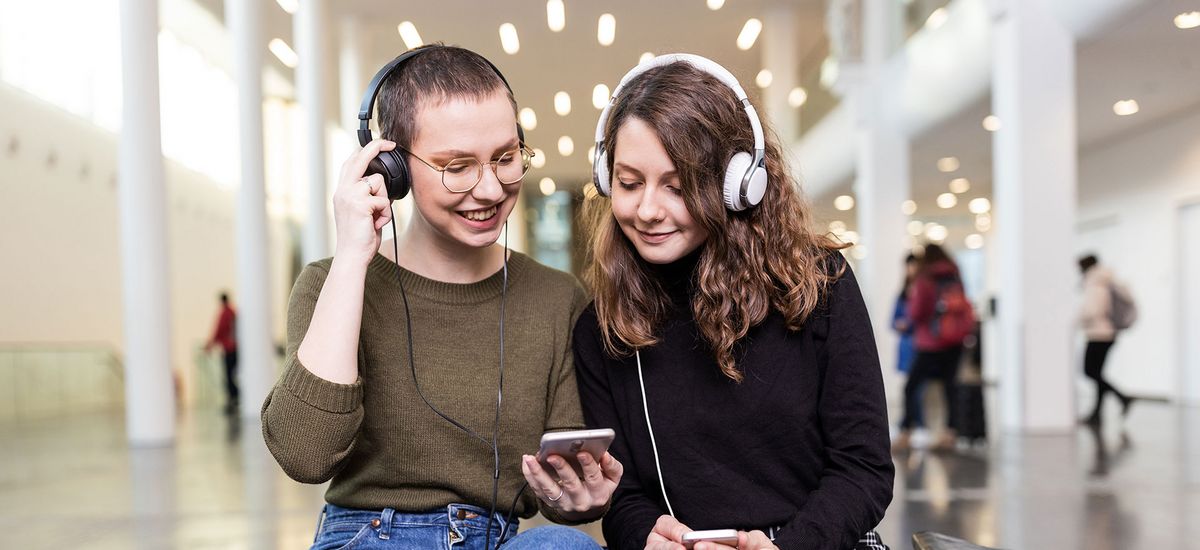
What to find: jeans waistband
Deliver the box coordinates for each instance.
[320,502,516,534]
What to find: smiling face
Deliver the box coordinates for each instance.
[609,117,710,264]
[405,90,523,252]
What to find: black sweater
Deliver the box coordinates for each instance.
[573,253,893,550]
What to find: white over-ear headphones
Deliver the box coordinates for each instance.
[591,53,769,212]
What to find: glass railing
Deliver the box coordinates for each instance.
[0,344,124,423]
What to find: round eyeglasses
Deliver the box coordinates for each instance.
[403,146,534,193]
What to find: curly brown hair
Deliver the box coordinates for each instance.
[581,61,847,382]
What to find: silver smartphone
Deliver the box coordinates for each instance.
[681,529,740,549]
[537,428,615,479]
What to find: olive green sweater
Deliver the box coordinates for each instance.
[261,252,589,523]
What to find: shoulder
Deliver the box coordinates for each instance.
[293,257,334,289]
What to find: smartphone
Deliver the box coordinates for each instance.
[681,529,740,549]
[537,428,615,479]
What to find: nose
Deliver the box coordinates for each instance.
[471,163,506,203]
[636,186,665,224]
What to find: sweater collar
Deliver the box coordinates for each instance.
[366,251,528,305]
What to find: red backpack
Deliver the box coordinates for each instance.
[930,278,976,348]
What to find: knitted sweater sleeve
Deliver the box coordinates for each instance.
[260,261,366,484]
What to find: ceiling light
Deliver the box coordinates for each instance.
[554,91,571,116]
[275,0,297,14]
[755,69,773,88]
[598,14,616,46]
[788,87,808,108]
[907,220,925,236]
[592,84,610,109]
[519,108,537,130]
[1113,99,1139,116]
[937,156,960,172]
[588,146,596,163]
[975,213,992,232]
[737,18,763,50]
[547,0,565,32]
[834,194,855,211]
[925,7,948,30]
[640,52,655,64]
[982,115,1001,132]
[397,22,423,49]
[901,200,917,215]
[925,224,948,243]
[828,220,847,234]
[842,230,860,244]
[936,192,957,209]
[558,136,575,157]
[819,56,840,89]
[1175,11,1200,29]
[965,233,984,250]
[531,148,546,169]
[268,38,298,68]
[851,245,868,260]
[499,23,520,54]
[540,177,557,196]
[707,0,725,10]
[968,197,991,214]
[949,178,970,194]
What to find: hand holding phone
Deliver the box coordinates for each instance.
[537,428,615,479]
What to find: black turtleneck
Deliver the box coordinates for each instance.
[573,252,893,550]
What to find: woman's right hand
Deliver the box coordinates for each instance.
[332,139,397,265]
[645,515,690,550]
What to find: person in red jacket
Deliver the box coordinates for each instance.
[893,244,973,452]
[206,292,239,413]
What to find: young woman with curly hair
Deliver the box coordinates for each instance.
[572,55,893,550]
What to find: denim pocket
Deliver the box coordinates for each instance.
[312,519,374,550]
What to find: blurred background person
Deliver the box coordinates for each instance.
[1078,254,1136,425]
[205,291,239,414]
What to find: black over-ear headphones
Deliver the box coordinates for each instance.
[357,46,526,201]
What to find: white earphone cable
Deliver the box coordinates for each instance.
[636,350,675,517]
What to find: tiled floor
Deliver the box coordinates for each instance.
[1,401,1197,549]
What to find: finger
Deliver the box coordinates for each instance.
[577,452,605,487]
[653,515,690,542]
[521,455,562,501]
[361,173,388,197]
[546,455,583,493]
[696,542,738,550]
[600,452,624,482]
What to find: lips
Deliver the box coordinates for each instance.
[636,230,676,244]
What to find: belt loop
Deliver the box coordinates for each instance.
[378,508,395,540]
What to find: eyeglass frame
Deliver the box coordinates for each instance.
[399,144,535,194]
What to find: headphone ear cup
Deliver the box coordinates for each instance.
[594,150,612,196]
[723,152,753,211]
[368,149,410,200]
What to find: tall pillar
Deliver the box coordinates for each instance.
[227,0,276,418]
[990,0,1077,432]
[297,0,330,263]
[338,16,367,132]
[118,0,175,445]
[853,0,910,398]
[761,2,799,146]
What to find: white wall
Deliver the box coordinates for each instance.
[0,82,295,413]
[1076,105,1200,401]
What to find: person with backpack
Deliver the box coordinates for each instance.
[1078,254,1136,425]
[893,244,975,453]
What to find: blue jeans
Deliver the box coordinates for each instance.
[310,503,600,550]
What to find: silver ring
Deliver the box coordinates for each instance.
[547,486,564,502]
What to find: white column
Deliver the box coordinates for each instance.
[297,0,330,263]
[990,0,1077,432]
[118,0,175,446]
[338,16,367,132]
[761,2,798,147]
[227,0,276,418]
[853,0,910,398]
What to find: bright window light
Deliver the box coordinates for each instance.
[598,14,616,46]
[737,18,763,50]
[519,108,537,130]
[499,23,520,54]
[547,0,565,32]
[397,22,423,49]
[558,136,575,156]
[554,91,571,116]
[269,38,298,68]
[592,84,610,109]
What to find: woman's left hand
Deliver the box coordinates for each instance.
[521,451,623,516]
[736,530,779,550]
